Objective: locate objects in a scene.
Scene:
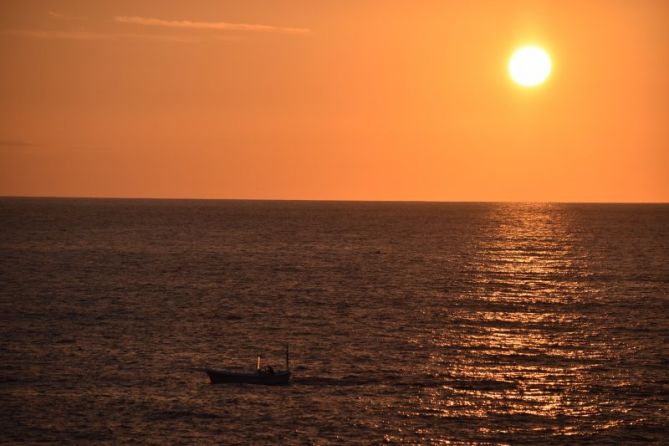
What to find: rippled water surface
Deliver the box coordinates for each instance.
[1,199,668,444]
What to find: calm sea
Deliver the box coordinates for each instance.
[1,198,668,445]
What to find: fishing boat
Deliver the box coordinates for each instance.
[205,345,292,386]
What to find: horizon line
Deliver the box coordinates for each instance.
[1,194,667,205]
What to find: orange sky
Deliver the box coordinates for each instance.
[1,0,667,202]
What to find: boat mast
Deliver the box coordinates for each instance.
[285,344,290,372]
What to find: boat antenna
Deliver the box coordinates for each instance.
[285,344,290,373]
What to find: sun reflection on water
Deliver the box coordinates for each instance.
[411,204,630,442]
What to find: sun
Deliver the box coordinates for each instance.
[508,46,552,87]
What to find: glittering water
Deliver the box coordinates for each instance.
[1,199,668,444]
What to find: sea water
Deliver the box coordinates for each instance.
[1,199,668,444]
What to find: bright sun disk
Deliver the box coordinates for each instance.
[508,46,552,87]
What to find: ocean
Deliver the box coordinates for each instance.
[1,198,668,444]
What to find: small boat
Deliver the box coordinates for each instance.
[205,368,291,385]
[205,345,292,386]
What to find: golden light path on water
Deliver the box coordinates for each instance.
[405,204,628,442]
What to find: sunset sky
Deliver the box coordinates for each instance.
[1,0,667,202]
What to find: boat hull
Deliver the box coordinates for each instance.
[205,369,291,385]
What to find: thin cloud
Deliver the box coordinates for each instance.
[0,139,38,154]
[0,139,35,147]
[115,16,311,35]
[0,139,117,154]
[4,29,211,43]
[48,11,86,21]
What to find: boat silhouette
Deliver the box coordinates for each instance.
[205,345,291,386]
